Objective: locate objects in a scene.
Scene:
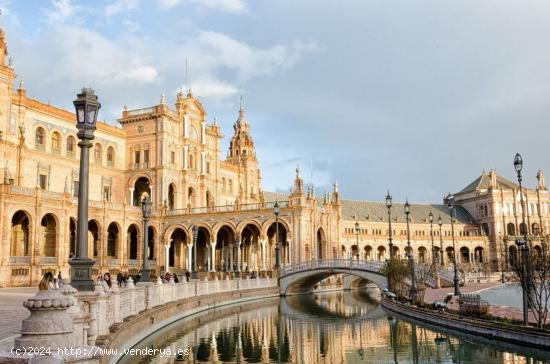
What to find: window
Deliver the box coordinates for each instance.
[94,144,102,165]
[103,186,111,201]
[143,150,149,167]
[35,127,45,149]
[107,147,115,167]
[51,132,61,154]
[206,162,210,174]
[66,136,75,157]
[39,174,47,190]
[170,151,175,164]
[134,151,141,165]
[73,181,79,197]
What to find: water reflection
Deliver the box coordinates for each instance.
[124,290,550,364]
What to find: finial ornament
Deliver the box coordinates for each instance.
[18,74,24,90]
[296,164,301,179]
[160,93,166,105]
[333,180,339,193]
[240,96,244,110]
[213,116,218,126]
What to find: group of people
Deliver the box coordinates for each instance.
[38,271,64,290]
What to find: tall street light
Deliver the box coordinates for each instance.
[438,215,444,267]
[141,195,152,282]
[354,216,360,260]
[386,191,394,259]
[69,88,100,291]
[404,200,417,304]
[429,211,435,268]
[274,200,281,268]
[191,225,198,279]
[446,194,460,296]
[514,153,530,326]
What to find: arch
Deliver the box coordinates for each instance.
[40,213,58,257]
[194,226,211,272]
[212,221,237,237]
[187,187,195,208]
[459,246,470,264]
[51,131,61,153]
[69,218,76,257]
[107,146,115,167]
[266,221,288,268]
[280,266,387,296]
[35,127,45,147]
[221,178,226,192]
[168,183,176,210]
[261,218,291,238]
[364,245,372,260]
[169,228,187,269]
[351,245,359,259]
[11,210,30,257]
[446,246,455,263]
[215,225,235,271]
[206,190,212,208]
[508,245,518,266]
[532,223,540,235]
[474,246,484,263]
[507,223,516,236]
[66,135,76,157]
[88,220,101,258]
[228,179,233,192]
[533,245,543,260]
[189,154,194,170]
[377,246,386,261]
[107,222,119,258]
[127,224,140,260]
[93,143,103,165]
[519,223,527,235]
[316,228,327,260]
[341,245,346,259]
[418,246,427,263]
[481,223,490,236]
[133,177,151,206]
[392,245,400,259]
[241,223,261,272]
[147,225,156,260]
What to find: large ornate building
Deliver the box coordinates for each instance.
[0,27,546,287]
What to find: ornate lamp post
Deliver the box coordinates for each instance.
[354,216,360,260]
[69,88,100,291]
[404,200,417,304]
[274,200,281,268]
[438,215,444,267]
[191,225,198,279]
[446,194,460,296]
[514,153,530,326]
[140,195,152,282]
[386,191,394,259]
[429,211,435,267]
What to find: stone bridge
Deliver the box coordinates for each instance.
[279,259,388,296]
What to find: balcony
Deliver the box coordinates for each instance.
[165,201,291,217]
[9,256,30,264]
[108,258,120,266]
[128,259,140,266]
[131,162,150,170]
[40,256,57,265]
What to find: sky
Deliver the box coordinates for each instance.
[1,0,549,203]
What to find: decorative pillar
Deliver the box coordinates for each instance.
[129,187,134,206]
[229,244,234,272]
[187,244,193,272]
[260,240,267,272]
[210,241,216,272]
[236,239,241,273]
[164,244,170,270]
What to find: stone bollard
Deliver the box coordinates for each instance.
[126,277,136,315]
[110,283,121,325]
[59,282,86,348]
[14,289,73,350]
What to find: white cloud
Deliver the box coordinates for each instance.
[105,0,139,18]
[188,78,238,99]
[46,0,76,23]
[158,0,247,14]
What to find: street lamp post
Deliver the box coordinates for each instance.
[191,225,198,279]
[140,195,152,282]
[274,200,281,269]
[438,216,444,267]
[386,191,394,259]
[69,88,101,291]
[354,216,360,260]
[404,200,417,304]
[446,194,460,296]
[514,153,531,326]
[429,211,435,267]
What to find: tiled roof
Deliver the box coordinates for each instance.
[341,200,475,224]
[262,191,476,224]
[458,172,519,194]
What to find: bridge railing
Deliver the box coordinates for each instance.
[280,259,386,277]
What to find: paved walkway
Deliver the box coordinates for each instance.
[424,282,549,326]
[0,287,37,350]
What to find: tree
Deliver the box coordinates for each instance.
[508,236,550,329]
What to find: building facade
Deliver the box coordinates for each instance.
[0,27,544,287]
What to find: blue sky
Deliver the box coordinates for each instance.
[2,0,550,203]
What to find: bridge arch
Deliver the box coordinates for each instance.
[279,260,387,296]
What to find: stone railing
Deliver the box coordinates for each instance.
[9,256,31,264]
[39,256,57,265]
[108,258,120,266]
[128,259,140,266]
[164,201,291,216]
[1,277,277,362]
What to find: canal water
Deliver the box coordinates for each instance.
[122,289,550,363]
